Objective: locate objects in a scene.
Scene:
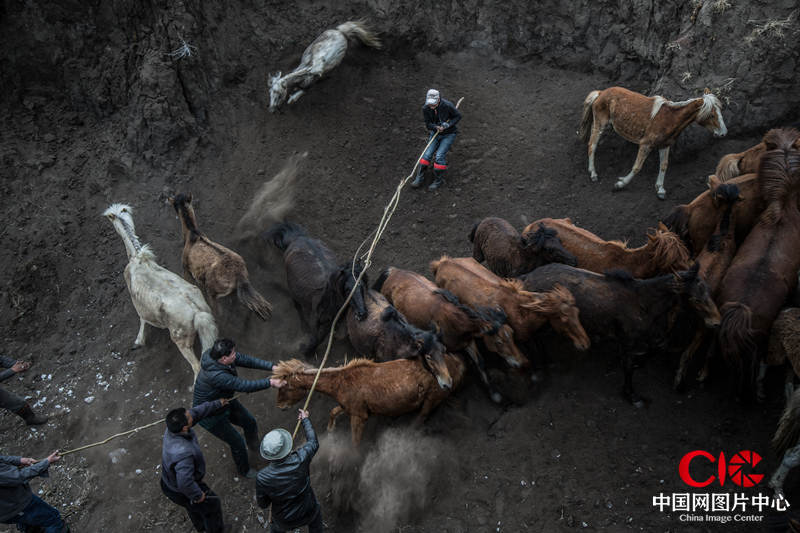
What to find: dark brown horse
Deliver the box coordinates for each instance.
[520,263,720,406]
[273,354,466,445]
[375,266,525,403]
[469,217,576,277]
[346,288,453,389]
[264,222,366,357]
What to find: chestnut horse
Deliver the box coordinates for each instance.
[430,256,590,351]
[522,218,689,279]
[345,288,453,389]
[273,355,466,445]
[170,193,272,320]
[579,86,727,199]
[715,142,766,181]
[375,266,525,403]
[469,217,576,277]
[520,263,720,406]
[268,21,381,112]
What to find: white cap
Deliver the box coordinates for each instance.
[260,428,293,460]
[425,89,440,106]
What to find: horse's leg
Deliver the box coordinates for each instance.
[770,443,800,499]
[287,89,306,105]
[133,318,147,349]
[350,414,368,446]
[654,146,670,200]
[674,327,704,390]
[587,120,605,181]
[328,405,345,431]
[465,340,502,404]
[171,331,201,381]
[756,361,768,403]
[614,144,652,191]
[621,350,645,408]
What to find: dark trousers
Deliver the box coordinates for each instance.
[0,386,27,414]
[1,494,66,533]
[198,399,258,475]
[160,479,224,533]
[271,507,324,533]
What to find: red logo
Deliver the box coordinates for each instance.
[679,450,764,487]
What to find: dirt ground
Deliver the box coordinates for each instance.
[1,41,795,533]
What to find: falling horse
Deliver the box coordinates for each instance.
[579,86,727,199]
[170,193,273,321]
[273,354,466,445]
[268,20,381,112]
[103,204,217,379]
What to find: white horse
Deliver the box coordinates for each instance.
[268,20,381,112]
[103,204,217,379]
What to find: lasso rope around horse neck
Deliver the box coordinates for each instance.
[291,97,465,439]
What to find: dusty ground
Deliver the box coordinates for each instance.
[0,41,794,533]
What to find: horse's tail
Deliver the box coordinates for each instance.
[336,20,382,49]
[373,267,392,292]
[718,302,758,397]
[237,278,273,321]
[715,153,742,182]
[578,90,600,143]
[262,221,307,252]
[774,387,800,456]
[194,311,218,353]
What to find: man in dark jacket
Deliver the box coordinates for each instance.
[1,356,48,426]
[0,450,67,532]
[161,398,230,533]
[256,409,322,533]
[411,88,462,191]
[193,338,285,479]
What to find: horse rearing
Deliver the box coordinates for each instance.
[579,86,727,199]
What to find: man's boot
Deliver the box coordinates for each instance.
[428,168,446,191]
[16,403,48,426]
[410,165,428,188]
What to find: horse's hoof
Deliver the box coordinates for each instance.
[590,174,598,182]
[657,191,666,200]
[490,392,503,404]
[131,344,143,351]
[613,181,625,191]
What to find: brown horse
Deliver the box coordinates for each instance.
[170,193,272,320]
[715,142,766,181]
[521,218,689,278]
[469,217,576,277]
[345,288,453,389]
[272,354,466,445]
[662,173,762,256]
[430,256,590,351]
[375,266,525,403]
[579,86,727,199]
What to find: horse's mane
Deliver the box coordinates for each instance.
[272,357,376,381]
[651,93,720,121]
[758,128,800,224]
[263,221,309,252]
[521,284,575,313]
[499,277,527,294]
[708,183,741,250]
[138,244,157,262]
[526,223,557,250]
[645,225,690,271]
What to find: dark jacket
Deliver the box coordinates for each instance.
[256,418,320,529]
[192,350,274,407]
[160,400,222,502]
[0,455,51,521]
[0,355,18,383]
[423,98,462,134]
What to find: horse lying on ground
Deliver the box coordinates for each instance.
[521,218,689,279]
[170,193,272,321]
[519,263,720,406]
[264,222,366,357]
[375,266,525,403]
[346,288,453,389]
[103,204,217,379]
[268,20,381,112]
[579,86,727,199]
[469,217,576,277]
[662,173,762,256]
[273,354,466,445]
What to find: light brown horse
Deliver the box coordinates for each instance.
[272,354,466,445]
[170,193,272,320]
[579,86,727,199]
[715,141,766,181]
[430,256,590,351]
[521,218,689,278]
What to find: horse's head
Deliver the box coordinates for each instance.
[103,203,141,259]
[268,72,287,113]
[273,359,311,408]
[697,91,727,138]
[539,285,591,351]
[524,224,577,267]
[677,264,721,328]
[482,324,529,369]
[415,326,453,390]
[646,223,691,272]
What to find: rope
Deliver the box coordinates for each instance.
[291,97,464,439]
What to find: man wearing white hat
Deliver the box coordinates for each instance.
[411,88,462,191]
[256,409,322,532]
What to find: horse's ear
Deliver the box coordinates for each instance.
[657,221,668,232]
[187,192,193,204]
[707,174,721,190]
[703,87,711,95]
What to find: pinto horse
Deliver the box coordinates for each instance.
[520,263,720,406]
[521,218,689,279]
[579,86,727,199]
[469,217,576,277]
[268,20,381,112]
[273,355,466,445]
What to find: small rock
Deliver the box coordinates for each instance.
[84,396,95,404]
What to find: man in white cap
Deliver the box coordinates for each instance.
[411,88,462,190]
[256,409,322,532]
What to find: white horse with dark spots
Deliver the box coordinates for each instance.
[103,204,217,380]
[579,86,727,199]
[268,20,381,112]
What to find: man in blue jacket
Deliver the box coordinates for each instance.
[411,88,462,191]
[0,450,67,532]
[193,338,286,479]
[256,409,322,533]
[161,398,230,533]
